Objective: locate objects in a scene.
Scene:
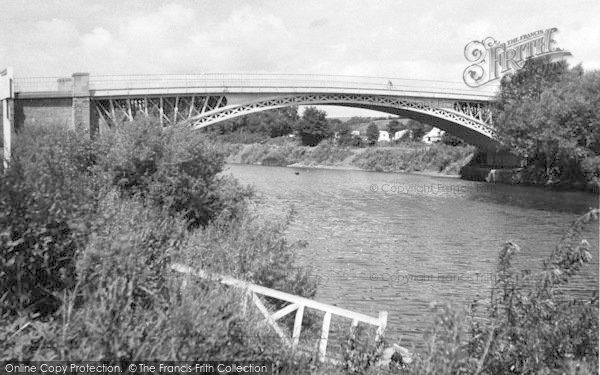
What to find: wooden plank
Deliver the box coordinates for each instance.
[318,312,331,361]
[350,319,359,340]
[271,303,299,321]
[375,311,388,343]
[252,293,291,347]
[292,305,304,348]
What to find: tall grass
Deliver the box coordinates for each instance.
[1,121,597,374]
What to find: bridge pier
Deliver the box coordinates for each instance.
[71,73,92,134]
[1,67,14,169]
[459,149,523,183]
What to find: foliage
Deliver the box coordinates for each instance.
[494,57,600,188]
[352,143,474,174]
[204,107,300,139]
[0,195,282,361]
[336,125,354,146]
[179,209,317,298]
[1,119,319,364]
[387,119,403,137]
[366,123,379,145]
[412,209,599,375]
[99,118,252,228]
[0,126,103,317]
[0,119,252,320]
[297,107,330,146]
[441,132,466,147]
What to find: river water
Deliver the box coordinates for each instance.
[224,164,599,348]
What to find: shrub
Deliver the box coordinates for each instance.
[98,119,252,228]
[0,126,103,317]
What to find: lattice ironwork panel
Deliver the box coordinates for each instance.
[186,94,497,138]
[93,95,227,127]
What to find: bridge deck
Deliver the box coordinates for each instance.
[13,73,498,101]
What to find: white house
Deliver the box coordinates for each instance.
[422,127,445,144]
[378,130,390,142]
[351,130,360,136]
[393,129,411,141]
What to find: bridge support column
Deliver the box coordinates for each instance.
[2,98,14,170]
[1,67,14,170]
[71,73,93,135]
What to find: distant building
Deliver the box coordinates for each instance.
[393,129,411,141]
[378,130,390,142]
[351,130,360,136]
[422,127,445,144]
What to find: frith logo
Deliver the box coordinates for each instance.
[463,28,571,87]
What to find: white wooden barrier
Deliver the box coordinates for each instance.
[171,263,388,362]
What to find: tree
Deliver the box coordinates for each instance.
[411,126,425,142]
[202,107,300,139]
[267,106,300,137]
[494,56,600,186]
[335,125,353,146]
[297,107,329,146]
[366,123,379,146]
[406,119,429,142]
[441,132,465,147]
[387,119,403,139]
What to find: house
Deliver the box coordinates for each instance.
[393,129,411,141]
[351,130,360,136]
[378,130,390,142]
[422,127,444,144]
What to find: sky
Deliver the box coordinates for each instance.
[1,0,599,116]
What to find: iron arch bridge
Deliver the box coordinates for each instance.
[13,73,501,151]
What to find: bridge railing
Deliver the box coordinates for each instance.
[13,73,498,99]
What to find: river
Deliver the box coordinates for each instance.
[224,163,599,349]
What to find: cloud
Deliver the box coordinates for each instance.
[309,17,328,28]
[0,0,598,81]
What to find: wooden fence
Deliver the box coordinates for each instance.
[170,263,388,362]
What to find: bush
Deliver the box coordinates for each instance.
[0,126,103,317]
[98,119,252,228]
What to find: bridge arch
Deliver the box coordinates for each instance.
[182,93,500,151]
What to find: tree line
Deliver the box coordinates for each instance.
[203,106,439,147]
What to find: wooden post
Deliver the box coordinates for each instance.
[375,311,388,344]
[159,97,164,126]
[319,311,332,361]
[292,305,304,348]
[350,319,359,340]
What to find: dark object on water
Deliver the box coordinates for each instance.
[294,171,300,175]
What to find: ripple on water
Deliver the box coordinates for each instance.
[224,164,599,348]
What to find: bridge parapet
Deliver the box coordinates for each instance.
[13,73,498,102]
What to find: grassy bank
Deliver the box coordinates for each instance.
[221,137,475,175]
[1,122,597,374]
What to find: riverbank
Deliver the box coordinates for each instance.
[460,164,600,193]
[219,138,475,176]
